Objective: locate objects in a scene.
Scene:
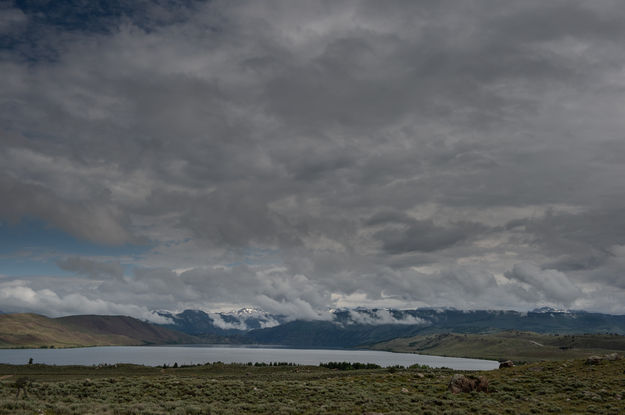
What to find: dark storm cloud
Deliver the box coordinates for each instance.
[367,212,488,254]
[490,2,625,42]
[526,209,625,255]
[57,257,124,280]
[506,208,625,278]
[2,0,625,317]
[0,173,136,245]
[2,0,204,61]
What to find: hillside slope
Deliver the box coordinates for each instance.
[370,330,625,362]
[57,315,195,345]
[0,313,196,348]
[245,320,426,347]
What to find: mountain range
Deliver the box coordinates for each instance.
[3,307,625,349]
[157,307,625,348]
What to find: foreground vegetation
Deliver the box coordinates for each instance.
[1,357,624,414]
[370,331,625,362]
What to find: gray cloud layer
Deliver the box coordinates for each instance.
[2,1,625,318]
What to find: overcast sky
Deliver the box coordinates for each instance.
[2,0,625,321]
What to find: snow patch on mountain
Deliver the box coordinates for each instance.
[531,306,571,314]
[211,308,282,330]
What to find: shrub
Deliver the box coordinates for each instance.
[319,362,381,370]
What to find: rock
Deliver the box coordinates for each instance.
[401,387,409,393]
[499,360,515,368]
[585,353,623,365]
[415,372,425,378]
[448,374,489,394]
[585,356,603,365]
[476,376,489,393]
[448,374,471,393]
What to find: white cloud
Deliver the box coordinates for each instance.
[0,281,170,324]
[505,263,582,306]
[346,309,428,326]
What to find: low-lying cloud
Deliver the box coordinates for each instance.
[0,280,170,324]
[345,309,429,326]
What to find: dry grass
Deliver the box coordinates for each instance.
[0,314,194,349]
[0,358,624,414]
[0,314,136,349]
[370,331,625,362]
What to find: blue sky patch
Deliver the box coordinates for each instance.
[0,218,150,276]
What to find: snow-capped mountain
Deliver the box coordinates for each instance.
[531,306,572,314]
[156,307,625,348]
[156,308,287,336]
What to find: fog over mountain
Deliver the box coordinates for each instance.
[2,1,625,320]
[153,307,625,348]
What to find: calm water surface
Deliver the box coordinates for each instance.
[0,345,499,371]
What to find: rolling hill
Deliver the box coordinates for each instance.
[0,313,196,348]
[369,330,625,362]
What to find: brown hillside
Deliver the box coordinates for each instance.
[0,313,196,348]
[370,331,625,362]
[57,315,195,345]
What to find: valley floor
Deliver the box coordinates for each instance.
[1,358,624,414]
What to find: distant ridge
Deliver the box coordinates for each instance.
[158,307,625,348]
[0,313,196,349]
[4,307,625,349]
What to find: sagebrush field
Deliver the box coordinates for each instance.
[1,357,624,414]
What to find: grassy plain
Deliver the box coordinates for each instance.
[370,331,625,362]
[1,358,624,414]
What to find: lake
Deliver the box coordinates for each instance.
[0,345,498,370]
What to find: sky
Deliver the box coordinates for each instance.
[2,0,625,321]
